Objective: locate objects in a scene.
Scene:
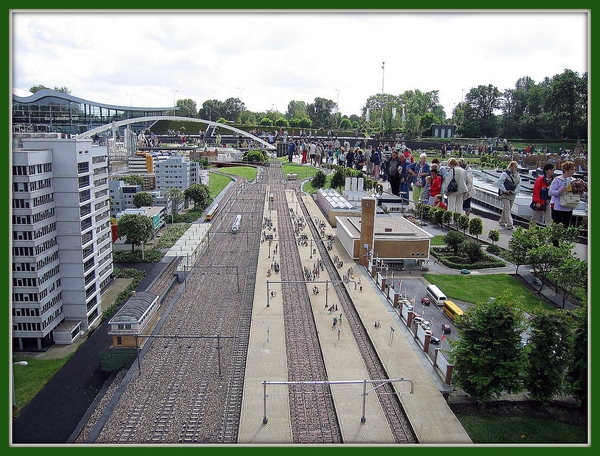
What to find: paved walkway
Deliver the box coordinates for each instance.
[238,188,471,444]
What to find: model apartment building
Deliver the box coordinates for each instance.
[12,138,113,350]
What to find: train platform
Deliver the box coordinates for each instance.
[238,187,472,444]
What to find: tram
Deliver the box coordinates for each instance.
[232,214,242,233]
[205,203,219,221]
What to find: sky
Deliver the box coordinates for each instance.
[11,10,589,119]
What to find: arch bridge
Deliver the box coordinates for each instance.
[75,116,276,151]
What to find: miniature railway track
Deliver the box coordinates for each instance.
[94,175,263,444]
[91,162,415,444]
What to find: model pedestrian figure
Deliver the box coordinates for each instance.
[332,317,338,329]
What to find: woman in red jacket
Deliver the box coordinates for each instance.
[428,165,443,205]
[529,163,554,227]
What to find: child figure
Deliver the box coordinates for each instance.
[433,194,447,210]
[420,175,432,205]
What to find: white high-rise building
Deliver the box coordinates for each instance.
[12,138,113,350]
[154,155,200,192]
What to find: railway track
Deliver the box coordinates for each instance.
[93,176,263,443]
[89,161,416,444]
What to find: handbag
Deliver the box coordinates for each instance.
[530,200,546,211]
[446,169,458,193]
[503,171,517,191]
[560,192,580,209]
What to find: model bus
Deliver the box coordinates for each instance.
[425,284,447,306]
[205,203,219,221]
[232,214,242,233]
[442,300,464,322]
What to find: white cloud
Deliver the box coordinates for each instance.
[11,10,588,118]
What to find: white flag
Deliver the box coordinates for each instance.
[366,108,370,122]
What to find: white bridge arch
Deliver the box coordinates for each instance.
[75,116,276,150]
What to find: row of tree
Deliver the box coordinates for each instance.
[168,69,586,140]
[31,68,586,141]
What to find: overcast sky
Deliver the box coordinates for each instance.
[11,10,589,118]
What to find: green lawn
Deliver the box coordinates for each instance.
[423,273,554,312]
[456,414,587,444]
[12,357,71,417]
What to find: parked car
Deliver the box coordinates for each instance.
[441,324,451,334]
[420,296,431,306]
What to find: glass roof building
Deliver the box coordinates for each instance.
[12,89,176,136]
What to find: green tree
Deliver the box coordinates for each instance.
[524,309,572,404]
[310,170,327,190]
[244,150,267,162]
[286,100,308,119]
[468,217,484,240]
[164,187,184,222]
[307,97,336,129]
[132,191,155,208]
[507,226,540,274]
[457,214,470,234]
[554,256,587,309]
[176,98,198,117]
[259,117,274,127]
[329,168,346,192]
[184,183,212,210]
[450,293,525,406]
[461,240,485,264]
[566,302,587,409]
[527,243,570,295]
[117,214,154,253]
[444,230,465,254]
[339,117,352,130]
[442,209,453,228]
[488,229,500,245]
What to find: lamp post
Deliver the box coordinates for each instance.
[170,89,179,116]
[13,361,28,407]
[237,86,245,105]
[126,93,134,107]
[380,62,385,135]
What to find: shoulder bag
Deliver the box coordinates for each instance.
[447,169,458,193]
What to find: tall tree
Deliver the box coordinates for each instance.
[524,309,572,404]
[286,100,308,119]
[566,302,588,410]
[450,292,525,406]
[176,98,198,117]
[117,214,154,253]
[164,187,184,221]
[307,97,336,129]
[184,183,212,210]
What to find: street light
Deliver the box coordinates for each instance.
[126,93,135,107]
[170,89,179,116]
[380,62,385,135]
[335,89,340,112]
[13,361,28,407]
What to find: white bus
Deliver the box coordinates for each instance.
[426,284,447,306]
[232,214,242,233]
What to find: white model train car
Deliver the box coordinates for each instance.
[232,214,242,233]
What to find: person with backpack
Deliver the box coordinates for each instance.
[497,161,521,230]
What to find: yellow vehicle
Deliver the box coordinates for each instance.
[442,300,464,322]
[205,203,219,221]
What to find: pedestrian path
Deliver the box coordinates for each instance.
[238,187,471,444]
